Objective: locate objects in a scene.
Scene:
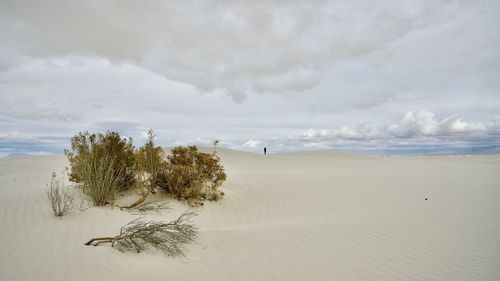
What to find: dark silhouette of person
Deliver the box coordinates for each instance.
[264,147,267,155]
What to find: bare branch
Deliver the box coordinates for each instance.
[47,172,74,217]
[128,201,171,215]
[120,188,150,209]
[85,211,198,256]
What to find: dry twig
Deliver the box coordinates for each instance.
[47,172,74,217]
[85,211,198,256]
[128,201,171,215]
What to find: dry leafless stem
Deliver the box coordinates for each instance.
[128,201,171,215]
[85,211,198,256]
[47,172,74,217]
[121,187,150,209]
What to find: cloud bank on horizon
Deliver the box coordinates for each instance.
[0,0,499,156]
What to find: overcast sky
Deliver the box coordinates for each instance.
[1,0,499,156]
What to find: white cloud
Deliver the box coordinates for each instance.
[304,142,327,149]
[489,116,500,132]
[298,122,382,142]
[387,111,486,137]
[387,111,438,137]
[296,111,497,143]
[243,139,262,148]
[438,115,486,135]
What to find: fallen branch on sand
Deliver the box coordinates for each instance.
[85,211,198,256]
[128,201,171,215]
[120,188,151,209]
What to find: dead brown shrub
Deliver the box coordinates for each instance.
[163,146,226,206]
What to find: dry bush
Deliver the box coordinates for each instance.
[122,130,168,209]
[134,130,168,193]
[212,139,219,154]
[65,130,227,208]
[47,172,74,217]
[65,131,136,189]
[65,131,136,205]
[79,153,124,206]
[85,211,198,256]
[164,146,227,206]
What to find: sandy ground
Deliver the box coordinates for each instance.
[0,148,499,281]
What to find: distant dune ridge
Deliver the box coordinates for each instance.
[0,148,499,281]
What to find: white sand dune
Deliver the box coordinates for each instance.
[1,149,500,281]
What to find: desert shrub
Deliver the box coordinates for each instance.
[65,131,136,205]
[164,146,226,205]
[47,172,74,217]
[65,130,227,208]
[121,130,169,209]
[212,139,219,154]
[79,153,124,206]
[135,130,168,192]
[65,131,136,189]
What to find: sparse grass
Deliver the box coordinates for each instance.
[47,172,74,217]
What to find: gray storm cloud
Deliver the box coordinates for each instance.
[2,0,499,100]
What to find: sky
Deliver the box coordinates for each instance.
[1,0,500,156]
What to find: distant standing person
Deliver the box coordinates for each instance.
[264,147,267,155]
